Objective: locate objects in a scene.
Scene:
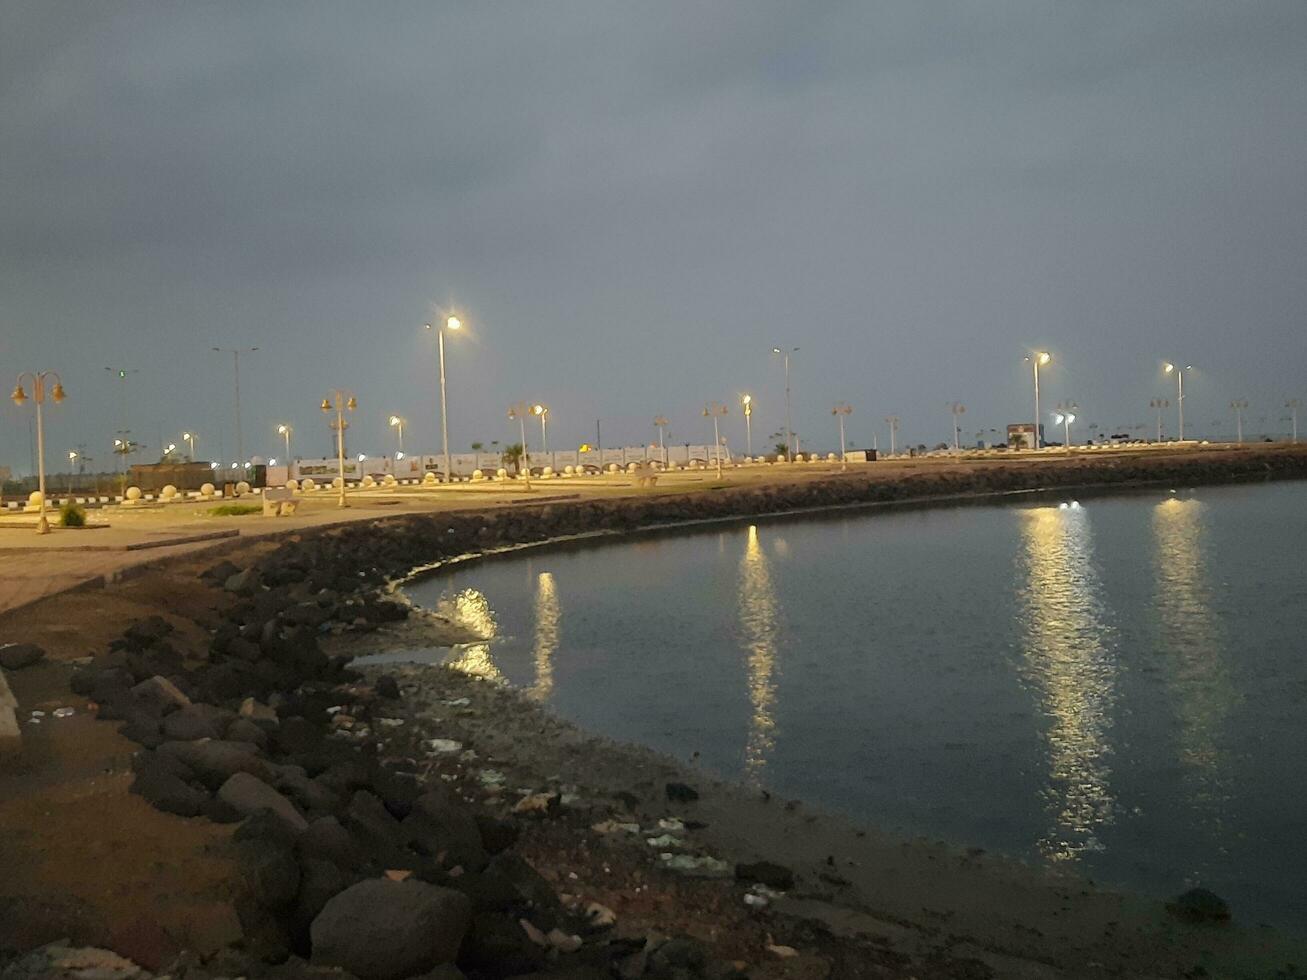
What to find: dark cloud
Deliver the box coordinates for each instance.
[2,1,1305,469]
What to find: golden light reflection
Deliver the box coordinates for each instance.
[738,524,780,784]
[528,572,560,701]
[1017,505,1117,863]
[1151,497,1235,819]
[443,587,505,683]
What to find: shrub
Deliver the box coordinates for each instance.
[208,503,261,517]
[59,501,87,527]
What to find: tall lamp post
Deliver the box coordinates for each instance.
[276,423,292,461]
[1230,399,1249,444]
[321,390,356,508]
[182,431,197,460]
[1149,399,1169,442]
[948,402,966,451]
[885,415,900,455]
[770,346,798,462]
[653,416,669,468]
[703,402,728,478]
[1055,401,1077,451]
[213,347,258,468]
[531,404,550,454]
[506,402,534,490]
[388,415,406,455]
[12,371,66,534]
[425,316,461,482]
[1287,399,1301,444]
[1164,362,1191,441]
[832,403,852,470]
[1025,352,1051,449]
[741,395,754,458]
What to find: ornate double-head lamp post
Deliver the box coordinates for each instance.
[12,371,66,534]
[321,390,357,508]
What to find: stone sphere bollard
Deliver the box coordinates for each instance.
[471,469,484,481]
[564,465,575,475]
[626,462,638,473]
[160,485,178,501]
[301,478,316,492]
[332,477,344,489]
[286,479,299,491]
[382,474,397,486]
[25,490,44,511]
[827,453,837,462]
[422,472,438,485]
[361,475,375,488]
[126,486,142,501]
[200,482,216,497]
[235,481,251,495]
[496,468,508,480]
[542,466,554,478]
[607,463,619,473]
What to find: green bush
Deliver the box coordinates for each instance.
[59,501,87,527]
[208,503,261,517]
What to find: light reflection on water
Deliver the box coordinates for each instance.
[529,572,561,702]
[1015,503,1117,862]
[737,526,780,785]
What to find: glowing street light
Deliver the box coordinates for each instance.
[771,346,799,462]
[1163,362,1192,441]
[948,402,966,451]
[832,403,852,469]
[531,404,550,454]
[12,371,66,534]
[388,415,406,455]
[506,402,534,490]
[1229,399,1249,444]
[741,395,754,457]
[1025,352,1051,449]
[181,431,196,460]
[1149,399,1170,442]
[653,415,669,468]
[702,402,729,478]
[425,314,462,483]
[276,423,292,461]
[1055,401,1078,451]
[321,390,357,508]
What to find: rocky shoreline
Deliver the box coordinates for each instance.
[4,449,1307,979]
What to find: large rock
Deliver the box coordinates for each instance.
[310,878,471,980]
[0,643,45,671]
[157,739,274,789]
[218,772,308,832]
[296,816,360,869]
[402,789,488,871]
[129,766,208,817]
[236,838,301,913]
[224,567,263,596]
[131,675,191,713]
[162,704,235,741]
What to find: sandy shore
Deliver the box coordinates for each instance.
[2,449,1306,979]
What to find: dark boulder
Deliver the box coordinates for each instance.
[0,643,45,671]
[734,860,795,890]
[1167,887,1231,923]
[227,717,270,750]
[665,782,699,803]
[130,767,209,817]
[402,790,487,871]
[218,772,308,833]
[375,675,400,700]
[309,878,471,980]
[236,838,301,913]
[162,704,235,742]
[289,858,352,952]
[296,816,360,869]
[157,739,274,790]
[473,814,519,856]
[456,911,546,977]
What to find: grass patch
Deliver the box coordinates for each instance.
[208,503,261,517]
[59,501,87,527]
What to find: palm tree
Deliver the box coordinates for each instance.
[501,443,524,474]
[470,441,484,452]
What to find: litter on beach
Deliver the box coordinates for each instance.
[646,834,685,849]
[591,820,639,835]
[52,707,75,718]
[658,853,730,876]
[424,738,463,754]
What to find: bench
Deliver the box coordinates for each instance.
[262,487,298,517]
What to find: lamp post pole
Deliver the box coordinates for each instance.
[321,390,356,508]
[532,405,549,454]
[1026,352,1051,449]
[507,403,533,490]
[1165,363,1190,441]
[212,347,258,468]
[425,316,461,483]
[832,403,852,470]
[885,415,900,455]
[1288,400,1301,444]
[389,415,405,455]
[277,424,292,460]
[12,371,66,534]
[771,346,798,462]
[741,395,753,457]
[948,402,966,451]
[703,402,728,479]
[1056,402,1077,451]
[1149,399,1169,442]
[1230,400,1248,444]
[653,416,669,468]
[183,431,196,460]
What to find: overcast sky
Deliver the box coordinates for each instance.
[2,2,1305,472]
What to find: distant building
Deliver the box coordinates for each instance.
[1006,423,1044,450]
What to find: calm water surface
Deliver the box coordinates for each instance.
[399,481,1307,928]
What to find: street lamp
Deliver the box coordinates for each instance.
[1230,399,1249,444]
[832,403,852,470]
[388,415,406,455]
[321,390,357,508]
[182,431,196,460]
[1163,362,1192,441]
[741,395,754,457]
[506,402,534,490]
[1055,401,1077,450]
[885,415,900,455]
[12,371,66,534]
[1287,399,1301,444]
[276,423,292,460]
[425,315,462,483]
[948,402,966,451]
[653,415,669,468]
[1149,399,1170,442]
[531,404,550,454]
[1025,352,1051,449]
[702,402,729,478]
[212,347,258,467]
[770,346,798,462]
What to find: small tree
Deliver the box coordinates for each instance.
[773,441,789,458]
[501,443,524,474]
[470,441,484,452]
